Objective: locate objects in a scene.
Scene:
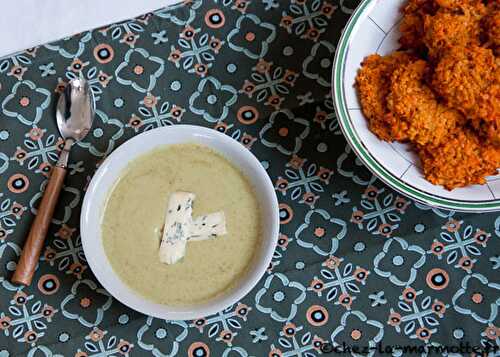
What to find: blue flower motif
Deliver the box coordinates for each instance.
[44,31,92,58]
[452,273,500,323]
[259,109,310,155]
[228,14,276,59]
[373,238,426,287]
[295,209,347,256]
[2,80,51,126]
[189,76,237,122]
[255,273,306,322]
[302,40,336,87]
[136,317,188,357]
[115,48,165,93]
[331,310,384,356]
[60,279,112,327]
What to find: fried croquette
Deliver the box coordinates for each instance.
[386,60,465,146]
[356,0,500,190]
[423,1,486,58]
[355,52,414,140]
[432,45,500,144]
[418,128,500,189]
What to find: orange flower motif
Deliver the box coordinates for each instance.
[282,70,299,86]
[168,48,182,64]
[282,323,297,337]
[13,291,28,305]
[353,267,369,283]
[321,3,336,18]
[255,59,272,74]
[235,303,251,319]
[457,256,474,272]
[363,186,379,200]
[13,147,28,164]
[24,330,38,344]
[142,94,158,108]
[474,230,490,247]
[393,197,410,213]
[55,78,67,94]
[302,27,321,42]
[169,105,185,122]
[80,297,92,308]
[265,95,284,110]
[55,224,76,240]
[209,37,223,53]
[41,304,57,321]
[68,58,88,73]
[233,0,249,13]
[280,15,293,31]
[314,227,326,238]
[402,287,417,302]
[214,122,229,133]
[28,127,44,141]
[351,210,364,224]
[192,318,207,332]
[378,223,393,237]
[241,80,256,97]
[219,329,234,345]
[0,316,12,330]
[240,133,257,148]
[309,278,325,294]
[97,71,112,87]
[120,32,139,47]
[10,202,25,219]
[75,352,89,357]
[117,339,134,355]
[38,162,52,177]
[431,300,446,317]
[180,26,196,40]
[8,65,27,80]
[316,167,333,183]
[314,111,328,126]
[323,256,342,269]
[277,233,290,248]
[287,154,306,170]
[269,348,283,357]
[312,336,325,351]
[430,241,445,257]
[416,327,432,341]
[44,246,57,264]
[69,262,87,279]
[300,192,319,207]
[128,114,143,130]
[275,177,289,193]
[388,311,401,326]
[194,63,208,77]
[443,219,461,232]
[338,293,353,308]
[88,327,106,342]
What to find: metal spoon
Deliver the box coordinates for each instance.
[12,78,95,285]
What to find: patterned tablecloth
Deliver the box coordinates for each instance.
[1,1,499,356]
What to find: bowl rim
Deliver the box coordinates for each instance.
[331,0,500,212]
[80,124,280,320]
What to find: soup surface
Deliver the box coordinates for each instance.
[101,143,260,305]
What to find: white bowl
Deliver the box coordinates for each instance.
[80,125,279,320]
[332,0,500,212]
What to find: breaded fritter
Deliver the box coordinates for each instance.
[432,45,500,144]
[355,52,414,141]
[418,128,500,189]
[399,0,438,52]
[423,0,486,58]
[386,60,465,146]
[483,2,500,55]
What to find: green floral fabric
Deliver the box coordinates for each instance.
[0,1,499,356]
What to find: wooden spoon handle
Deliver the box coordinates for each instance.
[11,166,67,285]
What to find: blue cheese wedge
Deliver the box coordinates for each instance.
[188,212,227,241]
[158,192,195,264]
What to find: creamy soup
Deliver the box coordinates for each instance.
[101,143,261,305]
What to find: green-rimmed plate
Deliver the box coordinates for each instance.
[332,0,500,212]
